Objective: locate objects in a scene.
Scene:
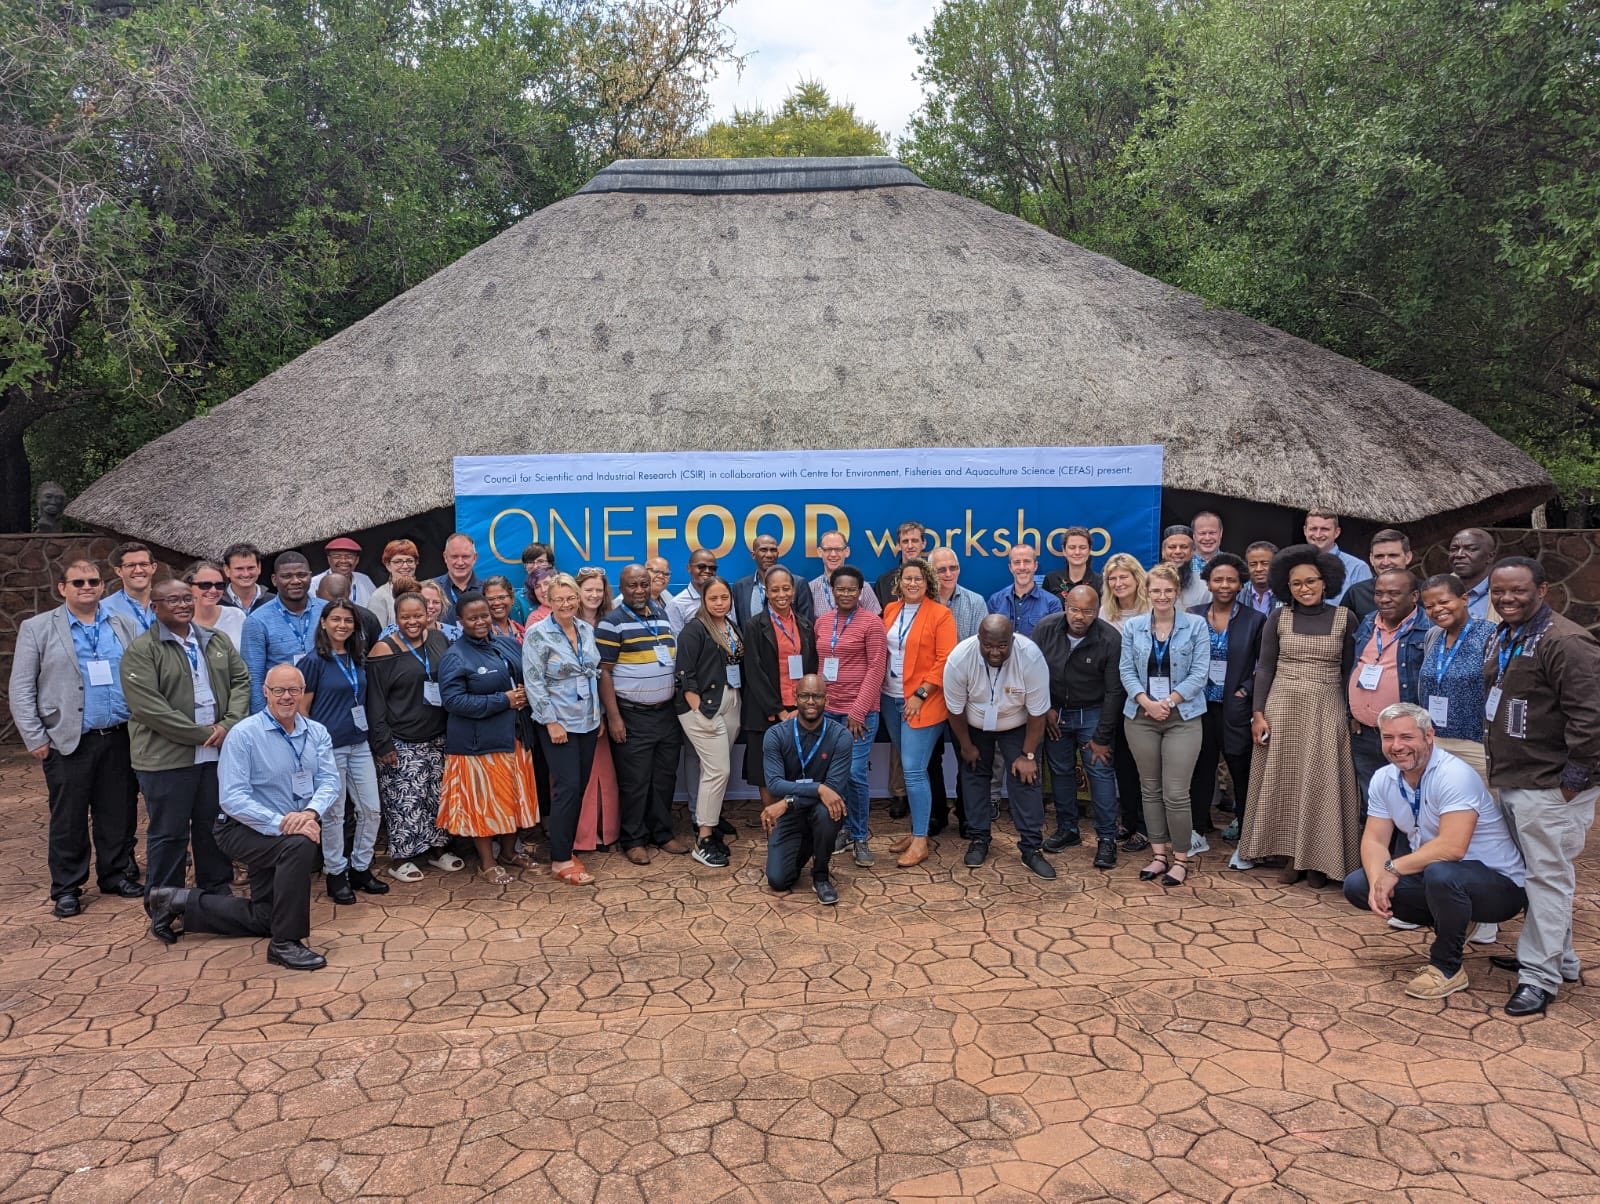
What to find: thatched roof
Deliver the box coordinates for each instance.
[69,156,1551,557]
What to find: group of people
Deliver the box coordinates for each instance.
[10,511,1596,1019]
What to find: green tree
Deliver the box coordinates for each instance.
[693,80,887,158]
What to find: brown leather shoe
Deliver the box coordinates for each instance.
[896,836,931,868]
[889,834,914,854]
[625,847,652,866]
[659,839,691,855]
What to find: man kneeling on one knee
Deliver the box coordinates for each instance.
[761,675,852,905]
[1344,702,1526,1000]
[145,664,340,970]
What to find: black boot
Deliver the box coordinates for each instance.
[888,796,909,820]
[348,866,390,895]
[325,871,357,905]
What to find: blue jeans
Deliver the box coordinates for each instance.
[1043,706,1118,841]
[825,709,879,844]
[1344,860,1526,977]
[881,695,942,837]
[322,743,382,874]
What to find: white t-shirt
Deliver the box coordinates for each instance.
[1367,748,1526,886]
[205,607,246,649]
[884,603,919,700]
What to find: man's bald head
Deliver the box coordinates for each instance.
[316,571,351,601]
[1064,585,1100,637]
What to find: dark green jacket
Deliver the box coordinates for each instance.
[120,623,251,772]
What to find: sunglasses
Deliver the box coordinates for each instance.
[192,580,226,591]
[66,577,101,588]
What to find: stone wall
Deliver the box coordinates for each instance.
[1416,528,1600,636]
[0,535,181,744]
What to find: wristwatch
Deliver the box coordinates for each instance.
[914,686,930,700]
[1022,751,1036,761]
[1382,858,1396,876]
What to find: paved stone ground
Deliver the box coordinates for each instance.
[0,749,1597,1202]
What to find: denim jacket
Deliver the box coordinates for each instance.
[1349,606,1432,710]
[522,615,601,733]
[1118,611,1212,721]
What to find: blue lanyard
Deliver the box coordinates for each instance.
[124,597,153,633]
[830,608,856,651]
[334,652,361,694]
[1151,636,1170,668]
[771,610,796,648]
[1397,775,1423,824]
[1432,629,1467,685]
[1374,615,1411,659]
[75,613,105,658]
[275,722,309,771]
[792,717,829,775]
[276,599,313,652]
[554,622,588,669]
[394,631,432,677]
[1495,624,1528,681]
[893,605,916,648]
[724,622,740,658]
[625,603,663,643]
[182,636,201,673]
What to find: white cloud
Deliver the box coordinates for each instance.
[705,0,941,149]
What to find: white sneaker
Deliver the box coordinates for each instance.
[1227,850,1255,871]
[1189,832,1211,855]
[1468,922,1498,944]
[1388,917,1422,930]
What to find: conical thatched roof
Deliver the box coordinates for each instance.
[69,156,1550,557]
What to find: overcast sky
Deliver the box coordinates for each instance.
[705,1,943,149]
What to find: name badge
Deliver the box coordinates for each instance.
[655,646,674,665]
[195,701,216,727]
[725,664,742,689]
[1485,686,1502,721]
[1148,675,1171,699]
[1427,695,1449,727]
[87,659,114,686]
[351,704,369,731]
[796,777,813,785]
[822,657,840,682]
[980,702,999,730]
[423,680,442,707]
[787,654,804,679]
[1208,658,1227,686]
[291,767,314,799]
[291,652,305,666]
[1357,663,1383,690]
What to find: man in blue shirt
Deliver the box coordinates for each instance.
[1303,509,1371,605]
[986,544,1061,639]
[761,675,853,905]
[102,541,158,636]
[1448,528,1498,622]
[240,551,325,712]
[144,663,340,970]
[8,557,142,915]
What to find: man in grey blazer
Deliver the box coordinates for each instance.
[9,555,143,916]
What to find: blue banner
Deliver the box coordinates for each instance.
[454,446,1163,597]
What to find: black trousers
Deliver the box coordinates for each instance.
[182,817,318,943]
[138,764,232,895]
[1345,861,1527,977]
[1189,702,1252,834]
[539,727,597,862]
[42,726,138,899]
[924,728,959,832]
[1351,724,1386,820]
[765,799,842,889]
[958,726,1045,852]
[612,700,683,849]
[1113,725,1146,836]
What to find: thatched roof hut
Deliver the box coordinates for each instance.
[69,156,1551,564]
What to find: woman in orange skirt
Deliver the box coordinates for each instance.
[437,593,540,884]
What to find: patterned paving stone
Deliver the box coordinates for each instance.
[0,751,1595,1200]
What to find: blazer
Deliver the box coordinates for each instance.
[739,609,819,728]
[675,615,743,718]
[1188,602,1267,755]
[1118,611,1212,721]
[9,606,138,755]
[881,599,959,728]
[120,623,251,772]
[732,571,815,628]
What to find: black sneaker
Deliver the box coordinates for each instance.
[716,817,737,837]
[963,839,990,868]
[1043,829,1081,853]
[1020,849,1057,880]
[813,877,839,905]
[1093,838,1118,870]
[693,836,729,868]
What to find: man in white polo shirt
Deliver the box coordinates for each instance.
[1342,702,1527,1000]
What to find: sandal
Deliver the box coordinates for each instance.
[497,850,536,869]
[1161,856,1190,887]
[386,861,424,883]
[427,851,466,872]
[480,865,513,886]
[1138,853,1170,882]
[553,860,595,886]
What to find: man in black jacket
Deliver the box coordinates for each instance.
[1030,586,1126,869]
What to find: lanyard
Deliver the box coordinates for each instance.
[277,599,313,651]
[334,652,361,694]
[770,609,796,648]
[1151,635,1170,668]
[123,597,153,633]
[1397,775,1423,824]
[1495,624,1528,682]
[555,622,587,669]
[275,722,309,770]
[624,603,663,643]
[792,717,829,775]
[182,635,201,673]
[985,663,1002,703]
[1373,614,1412,659]
[821,580,834,610]
[75,613,105,658]
[723,622,740,658]
[443,577,469,605]
[893,605,916,649]
[394,630,432,677]
[1432,628,1468,685]
[830,608,856,650]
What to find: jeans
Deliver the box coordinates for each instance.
[540,727,598,863]
[825,709,879,844]
[1043,706,1117,841]
[138,764,231,894]
[1123,712,1204,853]
[957,725,1045,852]
[880,695,943,837]
[1351,724,1386,819]
[765,798,843,889]
[322,743,382,874]
[1344,860,1527,977]
[1500,785,1597,995]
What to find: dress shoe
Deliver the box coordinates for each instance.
[896,836,931,868]
[625,847,652,866]
[1092,838,1117,870]
[888,796,909,820]
[1020,849,1056,880]
[658,838,691,855]
[52,893,81,918]
[889,834,913,855]
[1489,955,1580,984]
[1043,829,1081,853]
[348,867,390,895]
[1505,984,1554,1017]
[325,872,357,905]
[963,839,990,868]
[813,877,839,906]
[144,887,192,944]
[102,880,145,898]
[267,941,328,971]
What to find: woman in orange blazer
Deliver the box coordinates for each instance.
[881,559,959,867]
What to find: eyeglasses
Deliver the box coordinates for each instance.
[119,561,154,571]
[192,581,226,591]
[649,569,670,579]
[66,578,101,588]
[1288,577,1324,590]
[387,557,418,568]
[934,566,959,575]
[264,686,305,697]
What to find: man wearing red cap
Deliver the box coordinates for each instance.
[311,537,377,606]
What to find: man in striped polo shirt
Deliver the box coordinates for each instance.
[598,564,689,864]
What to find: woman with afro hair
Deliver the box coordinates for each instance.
[1237,543,1361,887]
